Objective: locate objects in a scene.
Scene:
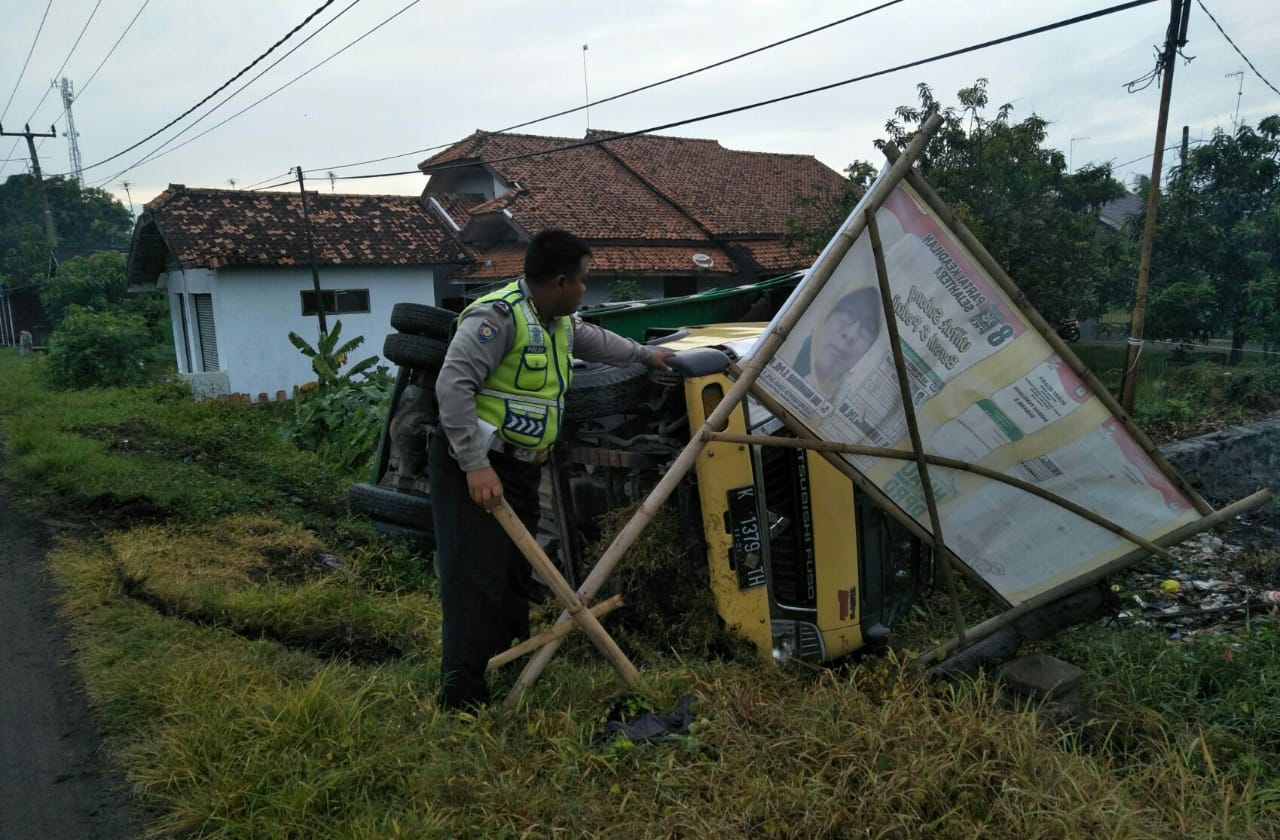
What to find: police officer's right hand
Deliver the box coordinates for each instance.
[466,466,504,512]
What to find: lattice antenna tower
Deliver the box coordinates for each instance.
[58,77,84,187]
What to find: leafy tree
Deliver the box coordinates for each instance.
[1142,116,1280,363]
[0,173,134,330]
[788,80,1132,324]
[45,305,154,389]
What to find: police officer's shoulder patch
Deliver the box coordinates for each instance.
[477,318,499,343]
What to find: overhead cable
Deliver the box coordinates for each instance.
[300,0,1161,186]
[1196,0,1280,98]
[76,0,339,175]
[0,0,55,124]
[95,0,420,188]
[306,0,911,175]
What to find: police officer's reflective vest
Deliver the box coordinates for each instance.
[462,281,574,451]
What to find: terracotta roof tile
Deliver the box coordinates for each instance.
[136,186,467,271]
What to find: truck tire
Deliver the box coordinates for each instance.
[383,333,448,372]
[390,303,456,339]
[564,363,650,422]
[347,482,433,529]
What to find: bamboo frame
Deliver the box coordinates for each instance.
[701,430,1173,562]
[881,143,1213,517]
[866,210,966,643]
[916,488,1272,665]
[488,595,623,671]
[492,502,641,692]
[500,114,949,710]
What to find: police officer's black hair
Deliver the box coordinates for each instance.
[524,229,592,286]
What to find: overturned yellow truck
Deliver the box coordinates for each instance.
[350,291,925,666]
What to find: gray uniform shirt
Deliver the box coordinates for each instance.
[437,281,659,471]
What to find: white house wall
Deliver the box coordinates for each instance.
[167,264,439,400]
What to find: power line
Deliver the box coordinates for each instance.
[75,0,339,175]
[95,0,419,188]
[306,0,912,175]
[14,0,105,130]
[1195,0,1280,98]
[90,0,368,186]
[0,0,55,123]
[69,0,151,109]
[307,0,1163,185]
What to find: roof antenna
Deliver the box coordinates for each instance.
[582,44,590,132]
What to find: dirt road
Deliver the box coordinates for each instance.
[0,483,142,839]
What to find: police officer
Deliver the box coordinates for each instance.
[430,228,674,709]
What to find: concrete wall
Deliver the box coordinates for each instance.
[1159,417,1280,504]
[164,264,439,400]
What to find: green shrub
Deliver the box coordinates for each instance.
[45,305,154,389]
[287,372,394,472]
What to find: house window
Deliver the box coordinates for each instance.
[192,293,220,372]
[301,289,370,316]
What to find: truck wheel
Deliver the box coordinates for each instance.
[564,363,650,421]
[390,303,456,339]
[348,482,433,529]
[383,333,448,372]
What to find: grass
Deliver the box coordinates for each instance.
[4,345,1280,837]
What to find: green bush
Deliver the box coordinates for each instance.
[46,305,155,389]
[287,371,394,472]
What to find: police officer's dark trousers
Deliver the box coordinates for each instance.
[428,429,542,709]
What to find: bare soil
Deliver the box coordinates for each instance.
[0,482,144,839]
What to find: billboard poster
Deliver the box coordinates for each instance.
[752,178,1201,605]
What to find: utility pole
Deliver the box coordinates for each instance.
[1120,0,1191,414]
[120,180,135,218]
[0,123,58,249]
[295,165,328,336]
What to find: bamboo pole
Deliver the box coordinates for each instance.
[702,431,1172,561]
[501,113,948,709]
[488,595,624,671]
[881,143,1213,517]
[866,210,966,644]
[491,502,642,691]
[916,488,1272,666]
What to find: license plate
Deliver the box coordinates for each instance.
[727,485,767,590]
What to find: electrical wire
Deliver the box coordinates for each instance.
[89,0,367,186]
[75,0,339,175]
[95,0,420,188]
[13,0,105,131]
[1195,0,1280,98]
[305,0,912,175]
[0,0,55,124]
[309,0,1162,185]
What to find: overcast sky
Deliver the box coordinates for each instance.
[2,0,1277,215]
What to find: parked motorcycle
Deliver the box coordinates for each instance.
[1057,319,1081,343]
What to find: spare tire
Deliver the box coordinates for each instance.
[348,482,432,529]
[383,333,448,372]
[390,302,456,339]
[564,363,651,422]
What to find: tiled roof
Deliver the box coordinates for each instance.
[421,129,850,282]
[427,193,484,229]
[590,130,846,236]
[129,185,467,283]
[732,239,812,272]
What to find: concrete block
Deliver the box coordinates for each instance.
[996,654,1083,702]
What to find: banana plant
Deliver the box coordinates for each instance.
[287,319,379,386]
